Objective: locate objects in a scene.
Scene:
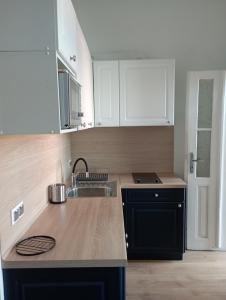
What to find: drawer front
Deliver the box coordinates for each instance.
[123,189,185,203]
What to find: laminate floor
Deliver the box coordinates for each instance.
[127,251,226,300]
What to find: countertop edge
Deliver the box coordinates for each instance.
[2,259,128,269]
[120,184,186,189]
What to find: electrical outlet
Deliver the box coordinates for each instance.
[11,201,24,225]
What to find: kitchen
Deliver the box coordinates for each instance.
[1,0,226,299]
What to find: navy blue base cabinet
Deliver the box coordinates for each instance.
[3,267,125,300]
[122,188,186,260]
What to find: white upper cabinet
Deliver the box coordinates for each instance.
[0,0,56,51]
[0,0,94,135]
[57,0,78,73]
[93,59,175,127]
[76,21,94,130]
[94,61,120,127]
[0,0,79,73]
[0,52,60,135]
[119,60,175,126]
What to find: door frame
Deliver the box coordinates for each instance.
[184,71,226,250]
[218,73,226,249]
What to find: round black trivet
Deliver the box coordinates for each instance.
[15,235,56,256]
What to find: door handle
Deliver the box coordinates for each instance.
[190,152,204,173]
[192,158,203,162]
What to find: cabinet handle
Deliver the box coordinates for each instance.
[45,46,50,55]
[154,193,159,198]
[81,122,86,128]
[96,122,102,126]
[126,242,129,248]
[88,122,93,126]
[122,202,125,207]
[178,204,182,208]
[125,233,128,239]
[190,152,204,173]
[70,55,76,62]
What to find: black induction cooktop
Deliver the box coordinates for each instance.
[132,173,162,184]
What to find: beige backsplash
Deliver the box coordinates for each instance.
[0,134,71,255]
[71,127,174,173]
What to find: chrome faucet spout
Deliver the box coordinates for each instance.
[72,157,89,174]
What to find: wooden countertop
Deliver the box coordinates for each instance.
[3,173,186,269]
[3,198,127,269]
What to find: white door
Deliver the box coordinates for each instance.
[119,60,175,126]
[94,61,119,127]
[185,71,224,250]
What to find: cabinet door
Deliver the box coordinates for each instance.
[57,0,78,73]
[0,52,60,135]
[0,0,56,51]
[126,202,184,256]
[94,61,120,127]
[3,267,125,300]
[76,22,94,130]
[119,60,175,126]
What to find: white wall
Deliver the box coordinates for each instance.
[73,0,226,177]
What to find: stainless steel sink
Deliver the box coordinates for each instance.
[67,181,117,198]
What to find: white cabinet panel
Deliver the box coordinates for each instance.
[0,0,79,74]
[0,0,93,135]
[93,59,175,127]
[0,52,60,135]
[76,22,94,130]
[0,0,56,51]
[94,61,119,127]
[119,60,175,126]
[57,0,78,73]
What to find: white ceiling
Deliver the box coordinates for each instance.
[72,0,226,64]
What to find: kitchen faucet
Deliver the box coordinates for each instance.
[72,158,89,186]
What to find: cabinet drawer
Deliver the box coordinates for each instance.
[123,189,185,203]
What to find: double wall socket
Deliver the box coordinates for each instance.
[11,201,24,225]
